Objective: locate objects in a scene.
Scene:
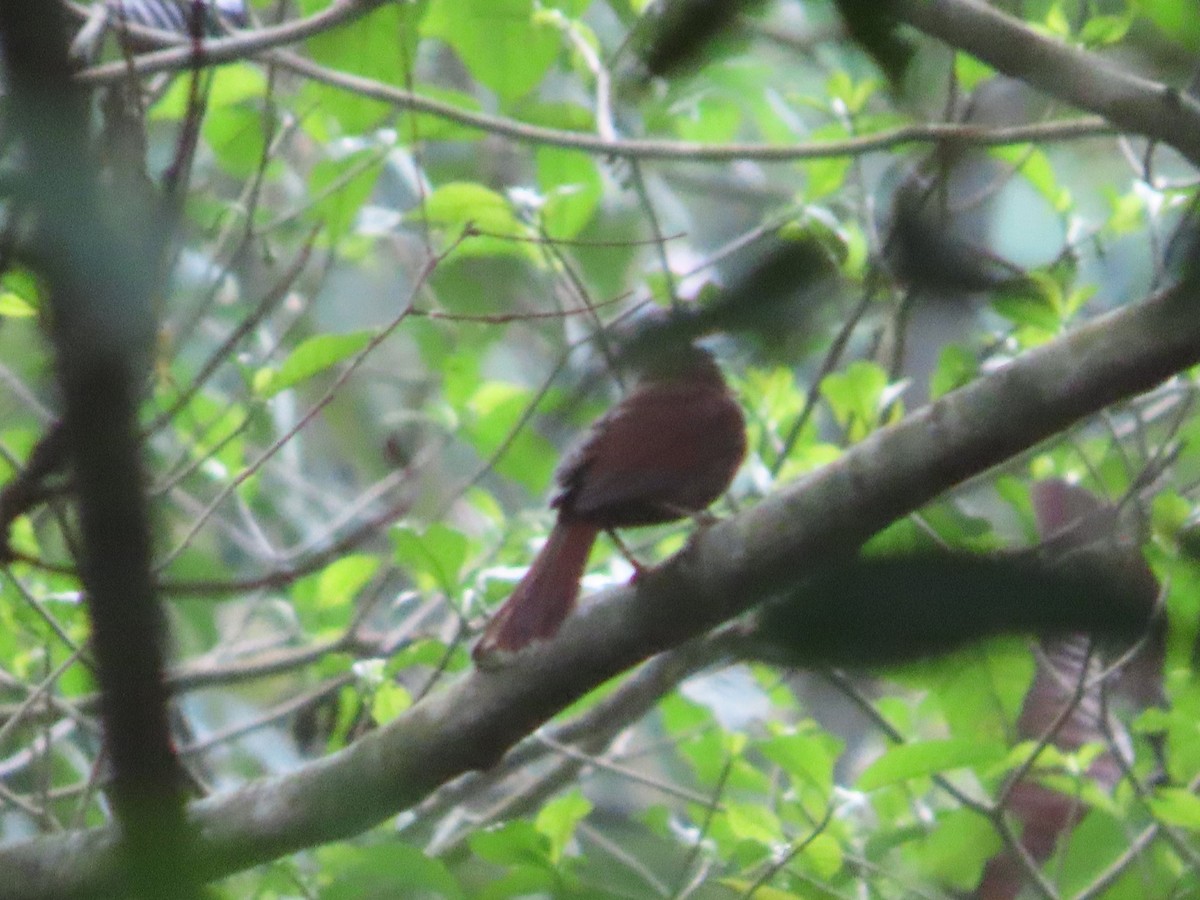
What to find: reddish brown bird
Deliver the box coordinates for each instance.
[473,341,746,662]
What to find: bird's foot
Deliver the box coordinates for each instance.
[606,529,648,583]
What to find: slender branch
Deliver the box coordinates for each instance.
[274,51,1121,163]
[70,19,1116,164]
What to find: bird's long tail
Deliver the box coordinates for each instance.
[473,521,599,660]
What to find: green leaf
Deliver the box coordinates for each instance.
[903,640,1035,743]
[152,63,267,120]
[955,52,995,91]
[423,182,513,229]
[1152,490,1191,538]
[1133,0,1200,50]
[1162,677,1200,781]
[929,344,978,399]
[176,391,247,479]
[421,182,534,259]
[292,555,379,637]
[803,123,853,201]
[203,104,267,178]
[1080,13,1133,47]
[674,93,743,143]
[661,692,729,784]
[992,276,1062,336]
[535,790,592,863]
[827,70,878,115]
[257,331,372,398]
[918,498,995,549]
[391,523,470,592]
[317,555,380,610]
[821,360,890,440]
[803,833,843,880]
[0,268,40,317]
[536,147,602,239]
[423,0,561,103]
[1061,283,1096,318]
[441,349,482,408]
[308,152,382,244]
[724,801,783,845]
[758,728,840,795]
[545,0,591,14]
[469,820,551,867]
[858,738,1006,790]
[1106,187,1145,235]
[318,844,463,900]
[303,1,418,132]
[1056,809,1153,896]
[718,882,806,900]
[464,381,556,492]
[369,681,412,723]
[905,808,1002,890]
[1150,787,1200,829]
[1044,2,1071,37]
[323,685,362,750]
[993,145,1070,212]
[0,291,36,318]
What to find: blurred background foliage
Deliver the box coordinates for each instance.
[2,0,1200,896]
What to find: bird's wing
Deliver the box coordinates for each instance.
[553,378,744,526]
